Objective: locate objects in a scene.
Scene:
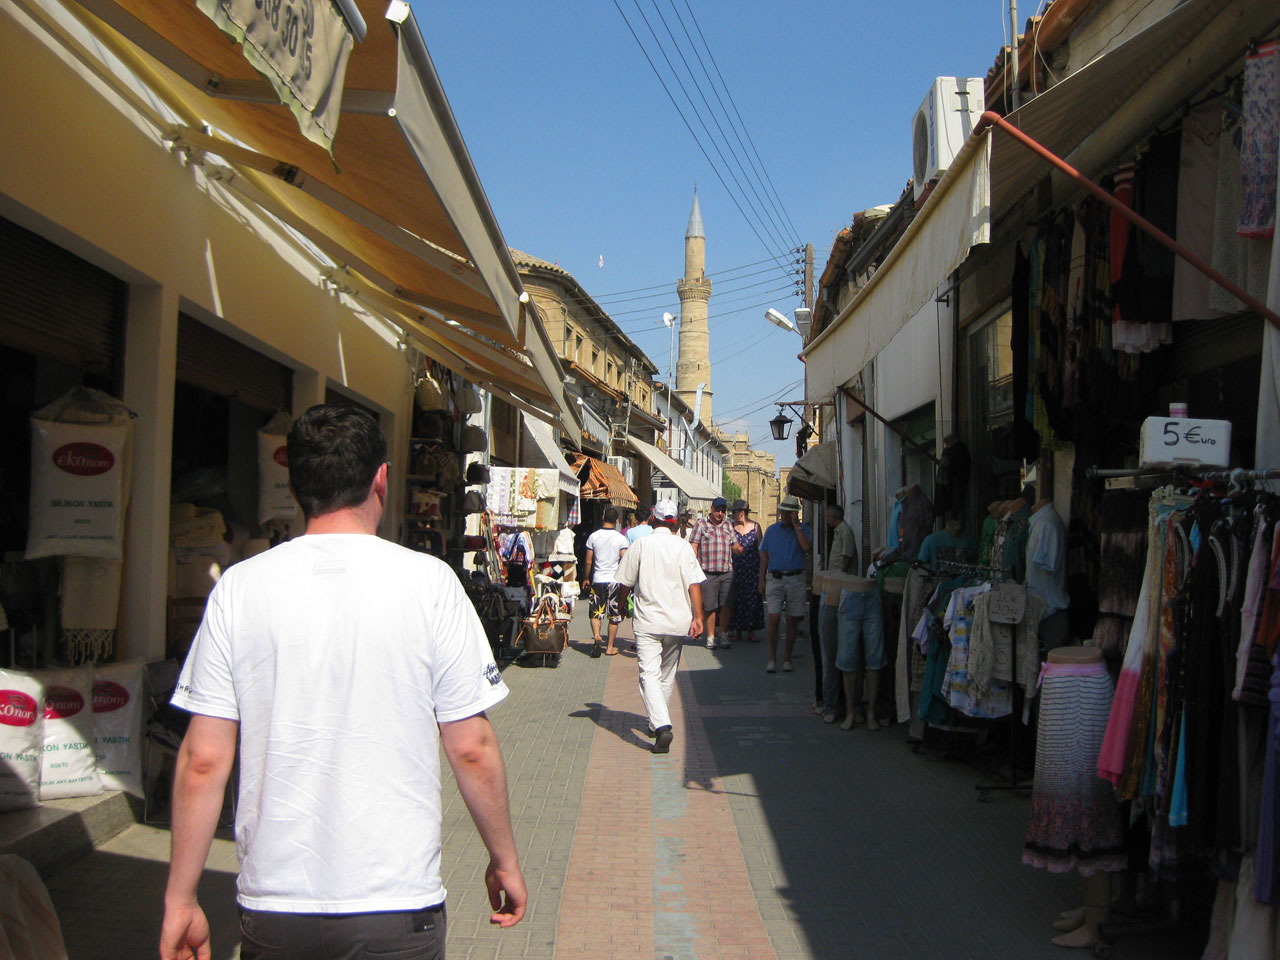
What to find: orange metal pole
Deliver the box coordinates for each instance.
[976,110,1280,330]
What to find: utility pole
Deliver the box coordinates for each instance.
[1009,0,1021,111]
[804,242,814,310]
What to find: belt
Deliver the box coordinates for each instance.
[769,569,804,578]
[705,570,730,576]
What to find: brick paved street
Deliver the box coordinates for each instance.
[43,608,1197,959]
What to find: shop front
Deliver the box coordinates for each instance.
[0,0,574,821]
[803,0,1279,950]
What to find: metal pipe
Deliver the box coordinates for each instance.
[975,110,1280,331]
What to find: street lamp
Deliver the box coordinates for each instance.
[661,311,676,450]
[765,307,797,334]
[769,411,794,441]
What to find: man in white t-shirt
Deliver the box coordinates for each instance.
[160,405,525,960]
[583,507,629,657]
[615,500,705,754]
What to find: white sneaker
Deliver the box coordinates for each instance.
[782,660,793,672]
[705,635,717,650]
[720,636,731,649]
[765,660,776,673]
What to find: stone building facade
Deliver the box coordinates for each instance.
[723,432,780,522]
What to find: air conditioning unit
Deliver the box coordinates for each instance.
[607,455,634,486]
[912,77,985,200]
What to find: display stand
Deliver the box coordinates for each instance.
[928,558,1029,800]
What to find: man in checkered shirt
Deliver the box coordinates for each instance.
[689,497,738,650]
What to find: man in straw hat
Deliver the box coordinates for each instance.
[757,495,812,673]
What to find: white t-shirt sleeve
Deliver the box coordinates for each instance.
[431,571,510,723]
[171,579,239,722]
[614,540,640,587]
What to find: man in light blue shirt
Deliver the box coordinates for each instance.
[627,507,654,544]
[757,496,811,674]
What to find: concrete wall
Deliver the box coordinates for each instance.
[1,1,412,659]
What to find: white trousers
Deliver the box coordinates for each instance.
[634,632,684,731]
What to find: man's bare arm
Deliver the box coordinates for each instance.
[439,712,526,928]
[160,714,238,960]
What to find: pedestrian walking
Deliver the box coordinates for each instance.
[727,499,764,644]
[626,506,655,544]
[614,499,705,754]
[758,495,812,673]
[584,507,629,656]
[159,404,524,960]
[688,496,737,649]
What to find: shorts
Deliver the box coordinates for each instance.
[835,588,885,671]
[765,572,807,617]
[700,571,733,611]
[590,581,623,624]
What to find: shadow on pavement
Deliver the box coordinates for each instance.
[47,849,239,960]
[567,701,651,750]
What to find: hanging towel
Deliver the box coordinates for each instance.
[1239,40,1279,239]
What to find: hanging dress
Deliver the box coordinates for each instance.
[730,525,764,631]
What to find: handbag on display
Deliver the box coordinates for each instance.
[516,596,567,655]
[415,374,446,412]
[462,491,486,515]
[465,462,491,485]
[455,386,483,415]
[460,425,487,453]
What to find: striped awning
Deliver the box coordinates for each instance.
[569,454,638,509]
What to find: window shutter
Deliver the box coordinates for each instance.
[177,314,292,413]
[0,217,125,379]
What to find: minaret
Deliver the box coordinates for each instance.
[676,190,712,424]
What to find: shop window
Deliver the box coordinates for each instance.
[963,307,1020,524]
[891,402,936,506]
[591,349,599,375]
[177,314,292,414]
[324,387,381,423]
[491,396,516,466]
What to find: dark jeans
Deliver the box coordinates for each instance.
[240,903,446,960]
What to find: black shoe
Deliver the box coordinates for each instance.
[590,641,602,659]
[652,725,673,754]
[644,724,656,738]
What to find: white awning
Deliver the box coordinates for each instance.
[626,434,720,503]
[804,129,991,400]
[522,415,578,498]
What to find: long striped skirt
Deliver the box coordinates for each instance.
[1023,660,1128,875]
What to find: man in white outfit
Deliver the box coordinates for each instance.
[614,500,705,754]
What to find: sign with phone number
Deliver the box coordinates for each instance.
[1139,417,1232,469]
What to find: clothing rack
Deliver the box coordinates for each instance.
[932,559,1032,799]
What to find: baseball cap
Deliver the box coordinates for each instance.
[653,499,679,521]
[711,496,727,509]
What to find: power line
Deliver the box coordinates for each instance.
[628,0,793,264]
[584,254,797,301]
[662,0,798,250]
[538,260,800,315]
[649,0,795,252]
[613,0,795,285]
[679,0,802,242]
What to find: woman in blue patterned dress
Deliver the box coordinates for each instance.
[727,499,764,643]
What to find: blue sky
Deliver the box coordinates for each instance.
[420,1,1011,468]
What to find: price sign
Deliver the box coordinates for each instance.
[988,582,1026,624]
[1139,417,1231,469]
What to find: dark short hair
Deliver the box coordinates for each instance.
[603,506,619,524]
[286,404,387,520]
[827,504,844,520]
[1021,483,1037,503]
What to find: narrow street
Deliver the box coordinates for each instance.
[47,611,1191,960]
